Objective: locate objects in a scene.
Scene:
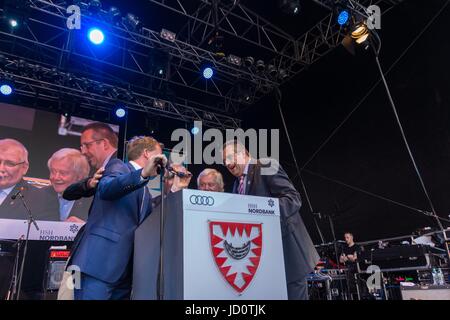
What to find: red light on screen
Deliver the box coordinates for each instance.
[50,250,70,259]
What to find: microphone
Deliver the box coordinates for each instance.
[167,165,192,178]
[11,187,25,200]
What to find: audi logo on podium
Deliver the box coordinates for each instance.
[190,195,215,206]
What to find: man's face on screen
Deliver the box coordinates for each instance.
[80,129,108,169]
[0,143,29,189]
[49,158,80,194]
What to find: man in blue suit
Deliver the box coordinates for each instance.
[70,136,166,300]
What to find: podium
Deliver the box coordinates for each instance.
[132,189,287,300]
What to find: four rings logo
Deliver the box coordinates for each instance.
[190,195,215,206]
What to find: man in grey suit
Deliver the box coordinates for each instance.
[0,138,49,220]
[222,140,319,300]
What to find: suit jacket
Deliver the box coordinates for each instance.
[0,180,55,221]
[62,152,117,202]
[39,186,92,221]
[70,159,153,284]
[232,159,320,283]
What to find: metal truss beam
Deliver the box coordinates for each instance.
[270,0,404,82]
[0,0,277,113]
[0,56,241,129]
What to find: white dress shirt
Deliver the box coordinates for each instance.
[0,185,15,206]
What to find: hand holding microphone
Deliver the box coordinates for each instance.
[141,154,168,179]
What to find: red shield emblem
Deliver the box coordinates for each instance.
[209,221,262,294]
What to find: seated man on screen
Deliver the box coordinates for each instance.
[0,138,48,220]
[40,148,92,222]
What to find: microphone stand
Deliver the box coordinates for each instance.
[156,166,166,300]
[327,214,346,300]
[15,192,39,300]
[6,236,23,300]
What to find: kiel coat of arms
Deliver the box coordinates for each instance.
[209,221,262,294]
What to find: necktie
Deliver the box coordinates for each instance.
[238,175,246,195]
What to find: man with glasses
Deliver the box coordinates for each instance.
[63,122,118,201]
[0,138,48,219]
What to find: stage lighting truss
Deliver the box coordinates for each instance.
[0,0,402,114]
[0,56,241,129]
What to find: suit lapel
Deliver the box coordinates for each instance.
[245,162,257,195]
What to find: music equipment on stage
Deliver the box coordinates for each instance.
[43,246,71,292]
[400,283,450,300]
[0,240,16,300]
[307,269,349,300]
[358,244,447,272]
[0,220,82,300]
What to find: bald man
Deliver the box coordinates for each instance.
[0,138,48,220]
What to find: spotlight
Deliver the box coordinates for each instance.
[191,126,200,135]
[115,107,126,118]
[123,13,141,31]
[3,0,31,30]
[203,67,214,79]
[153,99,167,109]
[244,56,254,68]
[267,64,278,78]
[279,0,301,16]
[160,29,176,42]
[9,19,18,28]
[256,60,265,72]
[227,54,242,66]
[88,28,105,45]
[0,83,13,96]
[351,22,370,44]
[337,10,350,26]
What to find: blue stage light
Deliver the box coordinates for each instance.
[337,10,350,26]
[191,126,200,135]
[88,28,105,45]
[9,19,18,28]
[115,107,126,118]
[202,67,213,79]
[0,84,13,96]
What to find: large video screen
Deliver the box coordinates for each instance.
[0,103,119,223]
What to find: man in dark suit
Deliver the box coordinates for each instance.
[69,136,166,300]
[222,140,320,300]
[0,138,49,220]
[63,122,119,201]
[40,148,92,222]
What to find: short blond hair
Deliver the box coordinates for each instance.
[197,168,224,192]
[47,148,90,179]
[127,136,162,161]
